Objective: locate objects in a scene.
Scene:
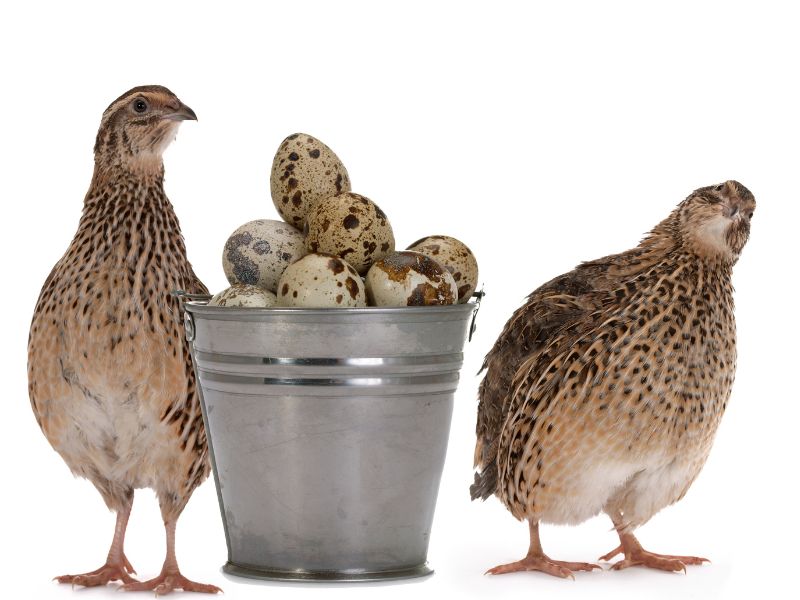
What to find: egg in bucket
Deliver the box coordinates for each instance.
[182,133,481,581]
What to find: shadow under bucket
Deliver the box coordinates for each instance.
[183,300,478,582]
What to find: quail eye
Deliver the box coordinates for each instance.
[133,99,148,113]
[713,184,724,192]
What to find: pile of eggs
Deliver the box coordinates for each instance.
[209,134,479,308]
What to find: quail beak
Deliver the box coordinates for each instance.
[163,102,198,122]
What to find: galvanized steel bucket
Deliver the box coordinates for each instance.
[182,299,479,582]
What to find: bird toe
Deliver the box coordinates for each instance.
[55,563,137,588]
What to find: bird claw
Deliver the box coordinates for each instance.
[55,562,138,587]
[610,558,686,573]
[606,549,708,573]
[123,554,137,576]
[486,555,600,579]
[121,571,221,595]
[598,544,623,562]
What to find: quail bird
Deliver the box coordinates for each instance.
[471,182,754,577]
[27,86,220,594]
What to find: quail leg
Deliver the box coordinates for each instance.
[121,518,220,595]
[487,520,600,579]
[601,511,709,573]
[56,502,137,587]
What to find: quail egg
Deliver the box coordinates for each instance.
[305,192,395,275]
[222,219,307,293]
[277,253,367,308]
[208,284,278,307]
[407,235,479,303]
[270,133,351,229]
[365,251,457,307]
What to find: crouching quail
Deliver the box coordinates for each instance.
[471,181,755,577]
[27,85,220,594]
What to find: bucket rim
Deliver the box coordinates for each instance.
[183,299,477,318]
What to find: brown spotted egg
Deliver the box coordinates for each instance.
[407,235,479,303]
[305,192,395,275]
[277,253,366,308]
[365,251,457,307]
[222,219,307,293]
[208,284,278,307]
[270,133,351,229]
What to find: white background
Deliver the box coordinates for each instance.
[2,1,798,599]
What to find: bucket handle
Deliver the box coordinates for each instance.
[171,290,213,302]
[171,290,212,343]
[469,287,485,342]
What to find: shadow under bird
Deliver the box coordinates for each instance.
[27,86,220,594]
[472,181,755,577]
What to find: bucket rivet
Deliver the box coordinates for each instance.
[184,311,195,342]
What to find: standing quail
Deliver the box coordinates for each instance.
[27,86,220,594]
[471,181,755,577]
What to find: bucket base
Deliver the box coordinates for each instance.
[222,561,433,583]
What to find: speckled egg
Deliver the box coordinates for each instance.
[270,133,352,229]
[277,253,367,308]
[407,235,479,303]
[208,284,277,307]
[222,219,307,293]
[305,192,395,275]
[365,251,457,307]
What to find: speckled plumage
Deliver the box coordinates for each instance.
[472,181,754,576]
[27,86,219,594]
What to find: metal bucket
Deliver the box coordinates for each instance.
[182,300,478,582]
